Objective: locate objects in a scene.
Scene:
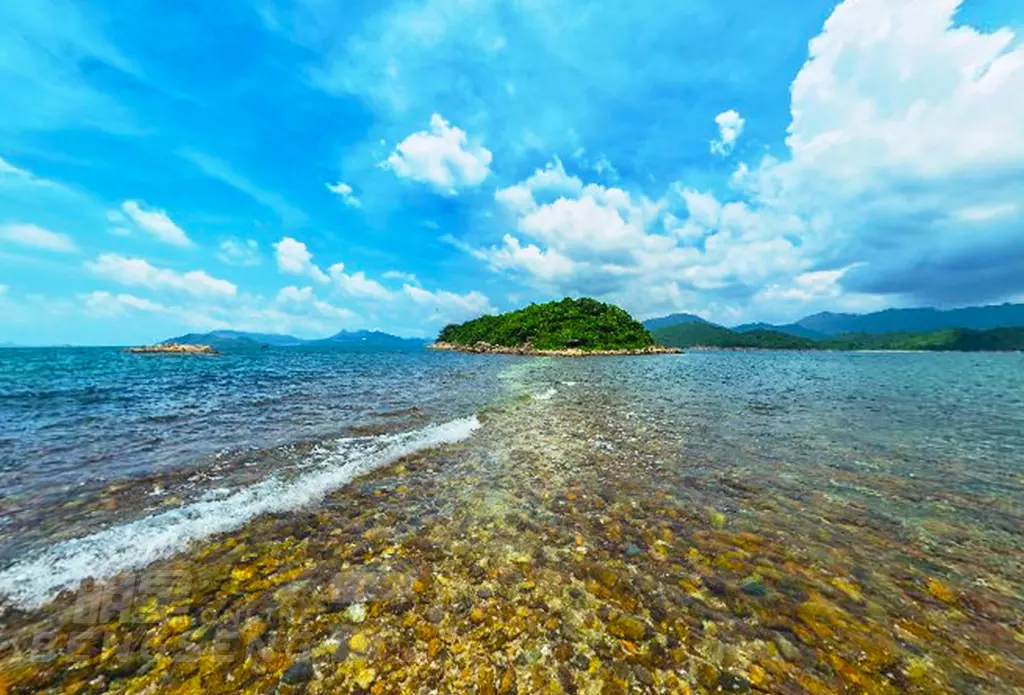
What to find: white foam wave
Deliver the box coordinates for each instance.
[0,416,481,610]
[532,388,558,401]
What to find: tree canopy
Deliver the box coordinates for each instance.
[437,298,655,351]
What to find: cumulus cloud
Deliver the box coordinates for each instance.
[85,254,237,298]
[326,181,361,208]
[217,238,261,267]
[710,110,745,156]
[449,0,1024,322]
[82,291,169,317]
[0,223,78,253]
[274,236,329,284]
[402,284,495,324]
[120,201,194,248]
[471,234,575,281]
[383,114,492,194]
[455,157,817,320]
[276,285,356,320]
[495,157,583,215]
[328,263,395,301]
[732,0,1024,306]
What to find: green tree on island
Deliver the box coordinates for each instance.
[438,298,655,351]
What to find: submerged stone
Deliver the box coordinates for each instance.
[281,660,314,685]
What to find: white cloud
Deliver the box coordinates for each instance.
[328,263,395,301]
[382,270,419,284]
[383,114,492,194]
[678,188,720,229]
[473,234,575,281]
[85,254,237,298]
[402,284,495,324]
[120,201,194,248]
[455,159,816,320]
[0,223,77,253]
[78,287,359,337]
[326,181,361,208]
[217,238,261,267]
[495,157,583,214]
[954,203,1017,224]
[273,236,329,284]
[276,285,356,320]
[730,0,1024,306]
[83,291,169,317]
[0,156,32,179]
[453,0,1024,322]
[710,110,745,156]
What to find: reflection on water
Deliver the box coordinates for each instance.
[0,351,1021,693]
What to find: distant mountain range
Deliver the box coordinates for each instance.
[642,313,708,331]
[731,322,828,340]
[163,329,427,350]
[645,302,1024,339]
[651,323,1024,352]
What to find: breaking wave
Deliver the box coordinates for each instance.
[0,416,481,610]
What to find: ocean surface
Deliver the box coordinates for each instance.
[1,347,1022,692]
[0,347,509,566]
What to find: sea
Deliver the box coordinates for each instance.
[0,347,1022,692]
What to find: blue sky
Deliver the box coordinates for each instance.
[1,0,1022,344]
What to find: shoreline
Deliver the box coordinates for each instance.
[428,341,683,357]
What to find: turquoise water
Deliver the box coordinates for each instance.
[2,348,1020,583]
[0,347,510,562]
[0,349,1022,692]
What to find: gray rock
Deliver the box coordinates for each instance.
[426,605,445,623]
[281,660,314,685]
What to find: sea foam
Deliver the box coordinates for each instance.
[0,415,480,610]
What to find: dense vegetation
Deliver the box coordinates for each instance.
[820,327,1024,351]
[651,323,815,349]
[652,322,1024,352]
[437,298,654,351]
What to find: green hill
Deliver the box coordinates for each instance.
[822,327,1024,351]
[651,323,815,349]
[437,298,654,351]
[651,322,1024,352]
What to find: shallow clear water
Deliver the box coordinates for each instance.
[0,349,1022,693]
[0,347,510,561]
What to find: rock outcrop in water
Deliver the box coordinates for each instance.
[124,343,218,355]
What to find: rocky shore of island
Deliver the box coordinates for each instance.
[429,341,683,357]
[124,342,219,355]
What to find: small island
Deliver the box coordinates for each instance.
[430,297,682,356]
[124,343,219,355]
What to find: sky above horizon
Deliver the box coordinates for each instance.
[1,0,1023,344]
